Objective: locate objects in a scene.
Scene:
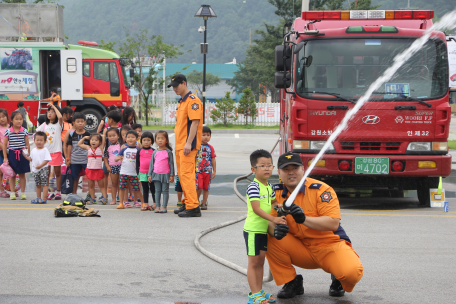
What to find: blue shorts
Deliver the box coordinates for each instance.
[102,162,109,174]
[70,164,87,180]
[0,152,4,165]
[243,231,268,256]
[175,174,183,192]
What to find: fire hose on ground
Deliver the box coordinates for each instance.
[193,137,281,283]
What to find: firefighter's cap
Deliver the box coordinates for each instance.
[167,74,187,88]
[277,152,303,169]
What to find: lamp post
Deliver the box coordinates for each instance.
[194,4,217,125]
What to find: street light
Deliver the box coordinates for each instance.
[194,4,217,125]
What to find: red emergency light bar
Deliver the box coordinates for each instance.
[78,40,99,47]
[302,10,434,20]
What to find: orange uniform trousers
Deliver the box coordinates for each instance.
[266,234,363,292]
[175,149,199,209]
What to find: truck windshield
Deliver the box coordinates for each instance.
[295,38,448,100]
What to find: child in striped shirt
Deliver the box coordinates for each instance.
[2,110,31,200]
[65,113,90,194]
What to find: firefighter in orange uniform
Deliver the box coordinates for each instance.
[266,152,363,299]
[169,74,203,217]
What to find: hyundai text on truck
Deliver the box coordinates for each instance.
[0,3,132,132]
[275,4,452,206]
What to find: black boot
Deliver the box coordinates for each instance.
[329,274,345,297]
[174,204,186,214]
[178,206,202,217]
[277,274,304,299]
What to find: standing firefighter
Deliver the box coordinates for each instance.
[169,74,203,218]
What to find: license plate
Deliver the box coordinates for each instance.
[354,157,389,174]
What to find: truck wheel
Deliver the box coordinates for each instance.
[80,108,102,133]
[417,177,439,207]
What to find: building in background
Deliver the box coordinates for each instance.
[130,62,240,108]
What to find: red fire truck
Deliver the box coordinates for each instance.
[0,4,132,132]
[275,8,451,206]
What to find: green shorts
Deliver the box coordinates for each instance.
[138,172,149,182]
[243,231,268,256]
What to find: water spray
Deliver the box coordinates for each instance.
[284,10,456,209]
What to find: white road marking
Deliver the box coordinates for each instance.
[234,134,239,138]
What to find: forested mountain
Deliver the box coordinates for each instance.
[58,0,280,63]
[53,0,454,63]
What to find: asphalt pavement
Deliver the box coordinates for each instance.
[1,133,456,304]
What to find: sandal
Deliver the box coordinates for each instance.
[154,209,162,213]
[140,204,151,211]
[248,292,269,304]
[261,290,276,303]
[162,208,167,213]
[201,204,207,210]
[31,198,40,204]
[109,201,116,205]
[39,199,47,204]
[124,202,132,208]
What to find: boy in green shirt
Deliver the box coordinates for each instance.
[244,149,287,304]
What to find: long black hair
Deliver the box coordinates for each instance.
[45,105,61,125]
[120,106,137,126]
[155,130,172,151]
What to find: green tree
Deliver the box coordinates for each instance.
[229,21,284,103]
[100,28,183,125]
[237,88,257,125]
[210,91,238,126]
[186,70,221,99]
[268,0,301,23]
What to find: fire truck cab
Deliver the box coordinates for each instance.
[275,8,451,206]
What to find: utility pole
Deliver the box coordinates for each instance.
[202,17,207,125]
[302,0,309,12]
[162,55,166,123]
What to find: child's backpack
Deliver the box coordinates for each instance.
[0,163,15,180]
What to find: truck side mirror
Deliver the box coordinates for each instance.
[275,72,291,89]
[129,68,134,78]
[275,45,291,72]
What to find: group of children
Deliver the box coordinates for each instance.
[0,104,217,213]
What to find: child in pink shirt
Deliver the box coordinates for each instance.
[148,131,174,213]
[0,109,9,197]
[137,132,156,211]
[103,128,122,205]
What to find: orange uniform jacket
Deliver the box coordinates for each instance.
[49,95,61,108]
[271,177,350,243]
[175,92,203,151]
